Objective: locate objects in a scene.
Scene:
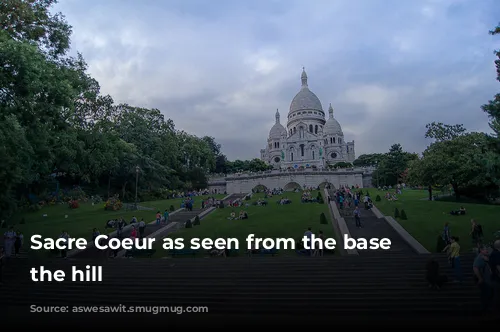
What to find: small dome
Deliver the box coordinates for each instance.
[324,118,343,135]
[324,103,343,135]
[269,123,286,139]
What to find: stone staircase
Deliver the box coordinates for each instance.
[0,252,485,324]
[329,189,415,255]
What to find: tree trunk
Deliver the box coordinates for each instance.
[107,174,111,199]
[121,181,128,200]
[452,183,460,200]
[428,185,433,201]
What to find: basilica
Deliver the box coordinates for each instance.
[260,68,355,169]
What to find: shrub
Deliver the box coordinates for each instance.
[185,220,192,228]
[91,195,103,204]
[375,195,381,202]
[317,192,324,204]
[1,220,7,228]
[400,209,408,220]
[245,195,251,201]
[365,191,370,197]
[193,216,200,226]
[20,218,26,224]
[359,190,363,196]
[169,205,175,212]
[219,202,225,208]
[394,208,400,218]
[105,195,122,211]
[320,213,328,225]
[69,200,79,209]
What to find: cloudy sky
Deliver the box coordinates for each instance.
[54,0,500,160]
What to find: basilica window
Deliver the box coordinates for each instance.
[291,153,294,161]
[339,138,342,144]
[309,124,313,132]
[330,152,337,159]
[315,125,318,134]
[300,144,305,157]
[312,151,315,159]
[274,157,280,163]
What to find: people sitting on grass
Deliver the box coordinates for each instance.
[450,206,466,216]
[238,210,248,219]
[227,211,237,220]
[278,197,291,205]
[254,199,267,206]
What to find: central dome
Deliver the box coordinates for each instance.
[289,68,323,114]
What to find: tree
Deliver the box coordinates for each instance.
[353,153,385,167]
[408,132,496,200]
[480,24,500,187]
[0,0,72,58]
[425,122,467,142]
[0,1,224,220]
[371,144,417,186]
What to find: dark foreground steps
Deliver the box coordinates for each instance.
[1,252,491,325]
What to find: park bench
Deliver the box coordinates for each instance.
[169,249,198,257]
[124,248,156,258]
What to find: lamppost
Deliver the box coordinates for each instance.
[135,165,140,209]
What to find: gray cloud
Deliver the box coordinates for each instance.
[54,0,500,160]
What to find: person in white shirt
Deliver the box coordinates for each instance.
[3,227,16,258]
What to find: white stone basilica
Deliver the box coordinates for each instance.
[260,68,355,169]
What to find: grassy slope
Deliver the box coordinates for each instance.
[152,191,336,256]
[370,189,500,252]
[6,194,226,245]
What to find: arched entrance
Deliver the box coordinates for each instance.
[252,184,268,193]
[284,182,302,192]
[318,182,335,190]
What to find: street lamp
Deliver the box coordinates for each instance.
[135,165,140,209]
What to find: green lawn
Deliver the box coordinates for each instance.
[5,194,226,250]
[152,191,336,257]
[369,189,500,252]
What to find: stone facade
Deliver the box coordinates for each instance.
[208,168,375,194]
[261,68,355,170]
